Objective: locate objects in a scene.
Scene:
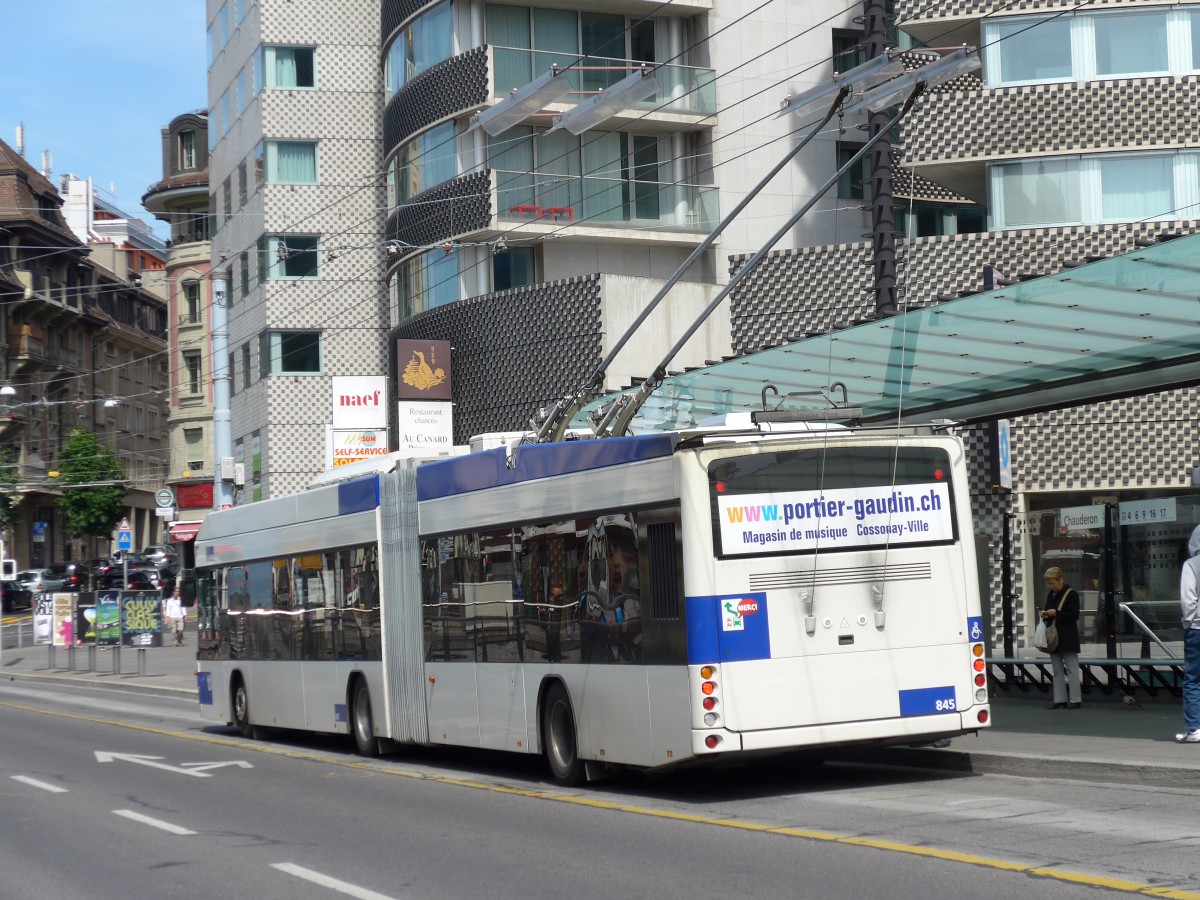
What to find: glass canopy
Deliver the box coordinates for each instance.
[572,232,1200,432]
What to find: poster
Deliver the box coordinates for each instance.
[33,594,55,645]
[121,592,163,647]
[95,591,121,645]
[52,594,74,647]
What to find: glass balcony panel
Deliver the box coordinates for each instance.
[491,47,716,116]
[495,170,716,232]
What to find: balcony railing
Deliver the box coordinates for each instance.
[495,169,717,232]
[492,48,716,118]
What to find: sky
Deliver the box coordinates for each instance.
[0,1,207,239]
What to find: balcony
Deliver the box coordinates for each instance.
[495,169,717,238]
[491,47,716,130]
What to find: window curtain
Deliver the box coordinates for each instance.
[582,131,623,222]
[1100,155,1172,220]
[486,5,531,95]
[998,159,1080,227]
[269,141,316,183]
[268,46,297,87]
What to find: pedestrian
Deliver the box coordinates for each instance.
[165,587,187,647]
[1042,566,1082,709]
[1176,525,1200,743]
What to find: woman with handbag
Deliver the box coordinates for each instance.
[1042,566,1082,709]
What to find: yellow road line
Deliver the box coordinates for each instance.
[2,697,1196,899]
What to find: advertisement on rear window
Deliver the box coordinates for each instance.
[716,483,954,556]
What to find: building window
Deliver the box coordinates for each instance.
[241,343,251,389]
[493,246,536,292]
[182,281,201,323]
[238,161,248,206]
[984,9,1182,87]
[178,130,197,170]
[259,331,322,376]
[388,123,456,209]
[222,178,232,224]
[240,250,250,297]
[258,234,319,279]
[836,143,867,200]
[384,1,453,96]
[185,427,205,471]
[261,45,316,89]
[395,249,458,320]
[184,351,203,394]
[258,141,318,184]
[229,352,237,396]
[832,30,866,74]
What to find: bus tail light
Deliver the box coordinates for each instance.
[977,709,989,724]
[705,735,722,749]
[699,665,721,731]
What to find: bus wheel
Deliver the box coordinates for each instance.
[542,682,584,786]
[351,678,379,757]
[232,678,255,739]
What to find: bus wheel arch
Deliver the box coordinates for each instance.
[540,680,584,786]
[349,675,380,757]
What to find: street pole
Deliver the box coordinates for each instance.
[211,271,234,510]
[863,0,899,318]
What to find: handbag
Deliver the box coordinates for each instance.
[1035,588,1071,653]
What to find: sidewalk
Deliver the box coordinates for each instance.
[3,619,1198,787]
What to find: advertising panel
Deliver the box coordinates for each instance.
[716,483,955,556]
[95,591,121,645]
[121,592,164,647]
[328,427,391,468]
[332,375,387,429]
[396,401,454,452]
[395,340,452,400]
[34,594,55,645]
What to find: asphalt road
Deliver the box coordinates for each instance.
[2,679,1198,899]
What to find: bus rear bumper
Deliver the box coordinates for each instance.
[693,707,990,755]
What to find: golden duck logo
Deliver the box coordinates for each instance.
[402,348,447,392]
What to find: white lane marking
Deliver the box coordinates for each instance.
[11,775,68,793]
[272,863,397,900]
[112,809,197,835]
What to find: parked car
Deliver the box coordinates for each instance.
[1,579,32,613]
[96,570,158,591]
[143,545,178,565]
[49,561,90,592]
[15,568,65,593]
[156,564,180,594]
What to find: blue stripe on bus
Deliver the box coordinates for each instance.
[685,593,771,665]
[338,475,380,514]
[197,671,213,706]
[416,434,678,500]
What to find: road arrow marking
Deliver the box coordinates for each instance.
[95,752,251,777]
[180,761,254,773]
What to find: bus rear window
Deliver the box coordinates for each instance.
[708,446,957,557]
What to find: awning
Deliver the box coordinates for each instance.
[168,521,202,543]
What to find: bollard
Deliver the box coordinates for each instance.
[48,644,55,668]
[68,644,76,671]
[137,647,146,676]
[87,644,96,672]
[112,645,121,675]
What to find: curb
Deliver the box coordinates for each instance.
[3,669,197,701]
[848,745,1200,789]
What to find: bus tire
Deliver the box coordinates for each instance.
[232,676,255,739]
[351,678,379,757]
[542,682,584,786]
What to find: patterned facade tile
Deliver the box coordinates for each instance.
[383,49,489,152]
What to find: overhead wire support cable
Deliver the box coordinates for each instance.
[599,86,926,440]
[533,51,911,443]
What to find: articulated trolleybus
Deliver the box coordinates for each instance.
[195,418,990,784]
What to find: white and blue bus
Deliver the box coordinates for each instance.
[195,419,990,784]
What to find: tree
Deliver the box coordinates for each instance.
[0,445,19,533]
[55,429,128,541]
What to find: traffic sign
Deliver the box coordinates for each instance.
[117,531,132,551]
[118,517,131,531]
[155,488,175,508]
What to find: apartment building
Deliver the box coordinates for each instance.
[723,0,1200,644]
[0,139,170,565]
[143,109,219,540]
[208,0,879,495]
